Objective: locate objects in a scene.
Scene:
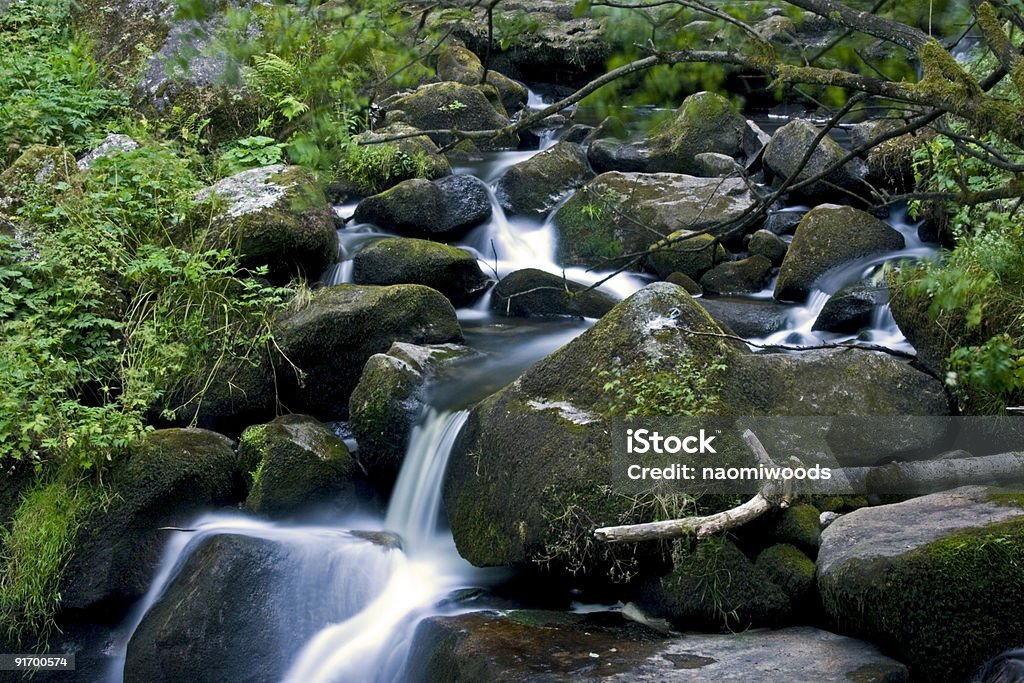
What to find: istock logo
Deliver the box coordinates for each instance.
[625,428,716,454]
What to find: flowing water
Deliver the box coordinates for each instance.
[109,95,941,681]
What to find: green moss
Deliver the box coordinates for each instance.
[755,543,815,603]
[552,194,626,266]
[770,504,821,553]
[988,491,1024,508]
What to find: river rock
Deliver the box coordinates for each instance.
[406,611,908,682]
[888,267,949,378]
[665,271,702,294]
[332,123,451,198]
[699,255,773,295]
[763,209,805,235]
[647,230,729,281]
[382,82,515,150]
[125,532,399,683]
[495,142,593,217]
[588,92,747,175]
[813,283,886,333]
[490,268,617,318]
[196,165,338,284]
[444,283,744,570]
[774,205,904,302]
[436,45,528,113]
[353,175,492,240]
[755,543,817,608]
[349,342,476,486]
[77,133,139,171]
[553,172,756,269]
[352,237,491,307]
[763,119,867,200]
[239,414,365,517]
[747,229,788,265]
[695,152,744,178]
[276,284,463,419]
[817,487,1024,682]
[697,298,790,338]
[59,429,242,610]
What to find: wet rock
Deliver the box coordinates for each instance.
[812,283,886,333]
[817,487,1024,682]
[774,205,904,302]
[407,611,908,682]
[349,342,476,485]
[697,298,790,338]
[695,152,744,178]
[747,229,787,265]
[382,82,515,150]
[647,231,728,281]
[331,123,451,198]
[769,504,822,554]
[665,271,702,295]
[60,429,242,610]
[435,45,529,113]
[490,268,617,318]
[276,284,463,419]
[196,165,338,284]
[77,134,139,171]
[352,237,491,307]
[353,175,492,240]
[554,172,755,269]
[495,142,593,217]
[239,415,364,517]
[755,543,817,607]
[560,124,593,144]
[699,255,773,295]
[888,267,950,378]
[763,209,805,236]
[763,119,867,200]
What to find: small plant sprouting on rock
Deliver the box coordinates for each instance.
[593,350,726,417]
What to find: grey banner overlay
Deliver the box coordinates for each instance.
[610,416,1024,495]
[0,654,75,670]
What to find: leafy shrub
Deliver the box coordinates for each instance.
[338,142,433,195]
[219,135,286,174]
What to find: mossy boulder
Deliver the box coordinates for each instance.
[888,267,952,379]
[77,134,140,171]
[587,92,746,175]
[647,230,729,281]
[635,538,793,629]
[353,237,491,307]
[437,45,486,84]
[755,543,817,607]
[240,415,364,518]
[71,0,173,90]
[747,229,788,265]
[333,124,451,198]
[769,504,822,554]
[60,428,243,610]
[495,142,593,217]
[408,612,908,682]
[774,205,904,302]
[349,342,476,486]
[490,268,617,318]
[196,165,338,284]
[553,172,756,270]
[697,298,790,338]
[382,82,515,151]
[276,284,463,419]
[0,144,76,204]
[353,175,492,240]
[813,283,886,334]
[699,255,773,295]
[817,486,1024,682]
[763,119,867,200]
[444,283,743,570]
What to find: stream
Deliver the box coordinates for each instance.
[105,97,939,682]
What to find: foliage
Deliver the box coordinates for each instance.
[594,351,726,417]
[219,135,286,174]
[0,0,124,164]
[338,142,434,195]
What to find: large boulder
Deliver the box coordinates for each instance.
[349,342,476,486]
[588,92,747,175]
[647,230,729,281]
[495,142,593,217]
[444,283,743,570]
[490,269,617,318]
[697,298,790,338]
[125,531,400,683]
[276,284,463,419]
[553,172,756,269]
[381,82,515,150]
[239,415,365,517]
[817,487,1024,682]
[407,611,908,682]
[763,119,867,200]
[888,267,952,379]
[59,429,243,611]
[813,283,887,333]
[196,165,338,284]
[699,255,773,295]
[774,205,904,302]
[435,45,528,113]
[352,237,491,307]
[747,229,788,265]
[353,175,492,240]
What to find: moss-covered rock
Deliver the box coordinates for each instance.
[664,271,702,295]
[437,45,486,84]
[634,538,792,630]
[60,428,243,610]
[353,237,491,307]
[699,255,773,295]
[353,175,492,240]
[0,144,76,204]
[490,268,617,318]
[72,0,172,90]
[813,283,886,334]
[770,504,822,554]
[817,486,1024,682]
[240,415,364,517]
[349,342,476,486]
[276,284,463,419]
[774,205,904,302]
[587,92,746,175]
[755,543,816,606]
[382,82,515,150]
[747,229,788,265]
[763,119,867,201]
[76,134,140,171]
[647,230,729,281]
[332,124,451,198]
[196,165,338,285]
[888,266,952,379]
[553,172,755,270]
[495,142,593,217]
